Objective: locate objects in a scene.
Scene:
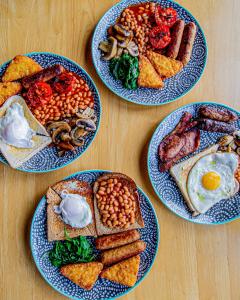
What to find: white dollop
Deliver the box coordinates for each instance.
[54,191,92,228]
[0,102,35,148]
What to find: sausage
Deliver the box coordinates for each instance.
[197,118,236,133]
[95,230,140,250]
[177,22,197,66]
[22,64,65,89]
[199,106,238,123]
[166,19,185,59]
[101,240,146,265]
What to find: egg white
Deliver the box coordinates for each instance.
[187,152,239,214]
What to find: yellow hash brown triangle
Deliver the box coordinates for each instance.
[60,262,103,290]
[2,55,42,82]
[147,50,183,79]
[138,55,164,89]
[100,255,140,287]
[0,82,22,106]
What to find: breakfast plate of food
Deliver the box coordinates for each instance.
[0,53,101,172]
[148,102,240,224]
[30,170,159,300]
[92,0,207,105]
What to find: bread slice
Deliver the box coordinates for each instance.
[147,50,183,79]
[100,255,140,287]
[170,144,219,215]
[47,179,97,241]
[0,82,22,106]
[138,55,164,88]
[60,262,103,290]
[93,173,144,236]
[2,55,42,82]
[0,95,51,168]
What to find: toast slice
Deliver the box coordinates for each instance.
[170,144,219,216]
[60,262,103,290]
[93,173,144,236]
[100,255,140,287]
[147,50,183,79]
[0,82,22,106]
[47,179,97,241]
[0,95,51,168]
[138,55,164,88]
[2,55,42,82]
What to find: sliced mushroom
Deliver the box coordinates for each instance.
[115,34,126,42]
[116,47,123,58]
[118,35,132,48]
[70,127,87,146]
[76,119,96,131]
[98,41,110,53]
[113,24,130,37]
[127,41,139,57]
[46,121,71,133]
[60,132,71,142]
[218,135,234,146]
[103,37,118,60]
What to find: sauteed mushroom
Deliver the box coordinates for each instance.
[76,118,96,131]
[70,127,87,146]
[103,37,118,60]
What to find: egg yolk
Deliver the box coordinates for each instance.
[202,172,221,190]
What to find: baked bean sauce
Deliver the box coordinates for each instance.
[27,71,94,126]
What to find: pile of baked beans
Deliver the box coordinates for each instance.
[119,2,156,54]
[96,178,137,229]
[27,72,94,125]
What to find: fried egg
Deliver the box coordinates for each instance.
[187,152,239,214]
[0,101,35,148]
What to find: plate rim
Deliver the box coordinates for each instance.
[147,101,240,225]
[91,0,208,106]
[30,169,160,300]
[0,51,102,173]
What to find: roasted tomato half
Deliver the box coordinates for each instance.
[149,25,171,49]
[155,6,177,28]
[53,72,75,94]
[27,81,52,107]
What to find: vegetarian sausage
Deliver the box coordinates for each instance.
[96,230,140,250]
[22,64,65,89]
[101,240,146,265]
[197,118,236,133]
[166,19,185,59]
[199,105,238,123]
[177,22,197,66]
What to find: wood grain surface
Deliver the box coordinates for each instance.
[0,0,240,299]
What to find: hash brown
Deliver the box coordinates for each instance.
[147,50,183,79]
[2,55,42,82]
[138,55,164,89]
[100,255,140,287]
[60,262,103,290]
[0,82,22,106]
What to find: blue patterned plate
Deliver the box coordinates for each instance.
[92,0,207,106]
[148,102,240,224]
[0,52,101,172]
[30,170,160,300]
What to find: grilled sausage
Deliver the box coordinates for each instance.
[177,22,197,66]
[197,118,236,133]
[101,240,146,265]
[96,230,140,250]
[22,64,65,89]
[199,106,238,123]
[166,19,185,59]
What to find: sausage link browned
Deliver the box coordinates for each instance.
[199,105,238,123]
[101,240,146,265]
[95,230,140,250]
[177,22,197,66]
[166,19,185,59]
[197,118,236,133]
[22,64,65,89]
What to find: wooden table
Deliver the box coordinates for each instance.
[0,0,239,299]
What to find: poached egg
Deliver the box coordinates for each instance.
[54,190,92,228]
[0,101,35,148]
